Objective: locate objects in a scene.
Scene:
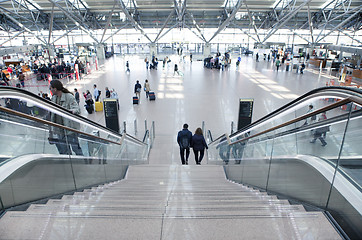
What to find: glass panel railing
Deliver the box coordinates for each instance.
[209,87,362,239]
[0,88,149,210]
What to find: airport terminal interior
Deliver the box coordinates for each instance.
[0,0,361,239]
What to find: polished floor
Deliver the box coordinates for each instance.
[21,54,333,165]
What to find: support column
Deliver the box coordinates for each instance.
[96,44,105,60]
[204,43,211,57]
[150,43,157,57]
[47,46,55,62]
[338,51,343,61]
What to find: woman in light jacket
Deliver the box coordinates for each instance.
[49,80,83,155]
[144,79,151,99]
[191,128,208,165]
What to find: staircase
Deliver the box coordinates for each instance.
[0,165,341,240]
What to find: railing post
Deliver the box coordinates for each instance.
[123,121,126,133]
[152,121,155,138]
[145,119,148,132]
[202,121,205,135]
[231,121,234,134]
[134,119,137,135]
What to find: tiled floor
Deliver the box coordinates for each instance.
[20,54,333,165]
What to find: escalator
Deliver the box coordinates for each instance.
[207,86,362,239]
[0,86,153,210]
[0,86,361,239]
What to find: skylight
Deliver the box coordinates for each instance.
[271,0,293,9]
[26,0,42,10]
[320,0,338,10]
[68,0,89,10]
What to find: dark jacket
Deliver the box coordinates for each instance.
[134,83,142,93]
[177,129,192,149]
[191,134,208,151]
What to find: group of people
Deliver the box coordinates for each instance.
[82,84,119,114]
[134,79,151,100]
[204,52,231,70]
[177,124,208,165]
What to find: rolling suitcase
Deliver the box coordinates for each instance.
[85,104,94,114]
[133,96,139,104]
[149,92,156,101]
[95,101,103,112]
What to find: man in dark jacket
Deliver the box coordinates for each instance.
[177,123,192,165]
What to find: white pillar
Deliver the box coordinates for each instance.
[96,45,105,60]
[204,43,211,57]
[150,43,157,57]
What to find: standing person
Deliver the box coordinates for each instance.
[105,87,111,98]
[303,104,316,126]
[177,124,192,165]
[134,80,142,99]
[7,66,13,79]
[84,90,93,114]
[18,71,25,88]
[126,61,130,72]
[191,128,208,165]
[256,53,259,62]
[48,80,83,155]
[310,112,329,146]
[144,57,149,69]
[144,79,150,99]
[190,53,193,62]
[74,88,80,105]
[110,88,119,110]
[93,84,99,102]
[275,58,281,71]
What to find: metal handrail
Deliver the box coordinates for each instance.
[0,105,123,146]
[210,95,362,147]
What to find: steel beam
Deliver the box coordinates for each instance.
[245,1,261,43]
[0,6,47,44]
[188,12,207,43]
[103,23,130,43]
[47,0,99,43]
[262,0,312,44]
[0,30,25,46]
[208,0,244,43]
[316,8,362,43]
[48,3,55,45]
[154,10,175,43]
[100,2,116,43]
[117,0,152,42]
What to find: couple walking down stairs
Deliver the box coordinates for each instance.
[0,165,341,239]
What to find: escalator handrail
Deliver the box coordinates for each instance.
[209,88,362,146]
[0,105,122,146]
[0,87,146,147]
[230,86,362,139]
[0,86,123,139]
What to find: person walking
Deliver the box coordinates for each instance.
[126,61,130,72]
[48,80,83,155]
[177,123,192,165]
[144,79,150,99]
[191,128,208,165]
[144,57,149,69]
[134,80,142,99]
[74,88,80,105]
[310,112,329,146]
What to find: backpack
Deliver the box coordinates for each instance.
[180,135,190,148]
